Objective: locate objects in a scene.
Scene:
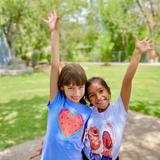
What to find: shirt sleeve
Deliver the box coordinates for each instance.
[114,96,128,122]
[47,91,65,110]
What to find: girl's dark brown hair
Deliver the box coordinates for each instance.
[58,63,87,104]
[85,77,111,101]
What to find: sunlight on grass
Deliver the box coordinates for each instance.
[4,111,17,124]
[0,96,48,149]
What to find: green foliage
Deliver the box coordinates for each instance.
[0,0,160,62]
[99,0,139,61]
[92,31,114,61]
[0,0,89,63]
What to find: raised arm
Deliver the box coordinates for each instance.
[120,36,152,111]
[46,11,60,102]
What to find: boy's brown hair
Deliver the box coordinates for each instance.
[58,63,87,104]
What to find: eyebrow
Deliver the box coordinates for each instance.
[88,87,104,94]
[88,91,95,96]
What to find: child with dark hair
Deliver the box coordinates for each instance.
[83,37,152,160]
[39,11,91,160]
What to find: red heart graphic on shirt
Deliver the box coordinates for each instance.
[58,109,84,138]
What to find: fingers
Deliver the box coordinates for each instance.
[145,41,152,51]
[49,11,60,21]
[28,150,41,160]
[134,35,151,43]
[42,18,48,23]
[147,40,152,48]
[135,35,152,45]
[144,38,152,46]
[28,154,39,160]
[28,146,42,160]
[134,35,153,52]
[48,11,54,17]
[42,10,61,23]
[142,38,151,45]
[134,35,138,43]
[142,37,148,42]
[48,10,57,18]
[53,10,57,16]
[48,12,54,21]
[52,10,61,20]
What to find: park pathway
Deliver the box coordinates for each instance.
[0,110,160,160]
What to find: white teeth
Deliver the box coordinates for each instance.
[97,100,104,104]
[72,97,80,101]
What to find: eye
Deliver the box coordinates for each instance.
[89,94,95,99]
[79,85,84,89]
[98,89,103,94]
[67,87,73,90]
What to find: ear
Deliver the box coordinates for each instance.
[108,94,111,100]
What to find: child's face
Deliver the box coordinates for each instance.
[87,82,110,112]
[63,84,85,103]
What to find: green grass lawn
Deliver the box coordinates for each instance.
[0,64,160,149]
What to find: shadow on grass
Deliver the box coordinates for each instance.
[0,96,48,150]
[130,100,160,117]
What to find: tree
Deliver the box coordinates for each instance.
[0,0,29,59]
[99,0,140,61]
[136,0,160,58]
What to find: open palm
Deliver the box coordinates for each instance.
[44,11,60,31]
[135,36,152,53]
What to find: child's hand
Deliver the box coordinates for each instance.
[134,36,152,53]
[43,11,60,31]
[28,146,42,160]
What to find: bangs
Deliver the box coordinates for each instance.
[63,74,86,86]
[58,63,87,89]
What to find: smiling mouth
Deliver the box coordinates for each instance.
[71,97,80,101]
[97,100,105,104]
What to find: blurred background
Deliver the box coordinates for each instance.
[0,0,160,159]
[0,0,160,67]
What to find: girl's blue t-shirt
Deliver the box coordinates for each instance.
[41,91,92,160]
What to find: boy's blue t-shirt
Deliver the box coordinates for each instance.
[41,91,92,160]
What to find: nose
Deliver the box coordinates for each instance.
[74,88,80,96]
[96,93,101,100]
